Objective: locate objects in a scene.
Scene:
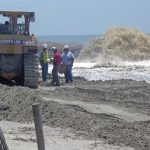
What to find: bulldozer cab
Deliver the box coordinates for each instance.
[0,11,35,35]
[0,11,38,88]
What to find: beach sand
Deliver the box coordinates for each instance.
[1,121,134,150]
[0,76,150,149]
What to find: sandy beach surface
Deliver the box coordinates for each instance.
[1,75,150,150]
[0,121,134,150]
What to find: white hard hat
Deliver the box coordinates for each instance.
[63,45,69,49]
[43,43,48,49]
[51,47,56,51]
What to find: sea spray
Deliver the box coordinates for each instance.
[78,27,150,63]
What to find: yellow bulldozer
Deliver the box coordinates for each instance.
[0,11,39,88]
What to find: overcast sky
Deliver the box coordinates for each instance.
[0,0,149,35]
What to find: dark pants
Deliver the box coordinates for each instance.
[65,65,73,83]
[42,63,48,81]
[52,64,59,85]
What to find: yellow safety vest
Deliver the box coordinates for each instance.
[43,51,49,63]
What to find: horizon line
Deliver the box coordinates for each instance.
[37,34,100,36]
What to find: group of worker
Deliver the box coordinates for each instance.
[39,44,74,86]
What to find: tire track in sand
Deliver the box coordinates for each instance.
[42,96,150,122]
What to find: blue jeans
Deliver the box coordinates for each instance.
[65,65,73,83]
[42,63,48,81]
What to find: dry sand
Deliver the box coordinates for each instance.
[1,121,133,150]
[0,77,150,149]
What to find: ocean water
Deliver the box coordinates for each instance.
[72,61,150,83]
[48,61,150,83]
[37,35,99,44]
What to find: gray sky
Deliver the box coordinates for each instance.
[0,0,149,35]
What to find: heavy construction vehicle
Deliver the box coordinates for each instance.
[0,11,38,88]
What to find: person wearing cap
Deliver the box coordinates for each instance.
[51,47,61,86]
[39,44,49,81]
[61,45,74,83]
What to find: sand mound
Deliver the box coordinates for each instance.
[79,27,150,62]
[0,84,42,122]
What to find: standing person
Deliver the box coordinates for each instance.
[39,44,49,81]
[61,45,74,83]
[51,47,61,86]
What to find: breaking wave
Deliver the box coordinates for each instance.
[78,27,150,63]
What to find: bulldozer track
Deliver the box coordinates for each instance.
[24,53,39,88]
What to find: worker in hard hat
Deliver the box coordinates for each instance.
[39,44,49,81]
[51,47,61,86]
[61,45,74,83]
